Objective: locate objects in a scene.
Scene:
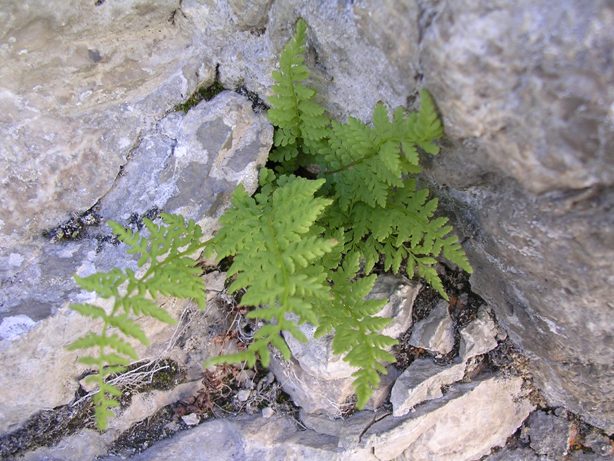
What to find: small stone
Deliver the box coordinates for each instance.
[527,410,570,457]
[261,406,275,418]
[459,305,499,360]
[390,358,466,417]
[583,428,613,457]
[181,413,200,426]
[237,389,251,402]
[408,300,454,355]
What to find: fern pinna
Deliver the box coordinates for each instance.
[208,19,472,408]
[68,214,206,430]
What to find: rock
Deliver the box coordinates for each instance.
[1,0,612,439]
[390,358,466,417]
[15,381,201,461]
[370,276,421,339]
[271,275,418,416]
[527,410,570,458]
[583,428,614,458]
[237,390,251,402]
[0,91,271,433]
[361,376,535,460]
[299,410,377,449]
[420,0,614,432]
[268,352,356,417]
[484,447,542,461]
[408,300,455,356]
[261,407,275,418]
[181,413,200,426]
[107,415,376,461]
[459,305,499,360]
[0,0,215,255]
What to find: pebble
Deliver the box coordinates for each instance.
[181,413,200,426]
[237,389,251,402]
[262,407,275,418]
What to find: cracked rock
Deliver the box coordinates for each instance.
[408,300,455,356]
[362,376,535,461]
[527,410,570,458]
[0,92,272,433]
[390,358,466,417]
[459,305,499,360]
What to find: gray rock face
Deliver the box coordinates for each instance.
[0,93,271,433]
[527,411,570,458]
[1,0,612,436]
[106,415,376,461]
[419,0,614,432]
[0,1,213,254]
[408,300,455,355]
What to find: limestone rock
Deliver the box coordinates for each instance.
[390,358,466,417]
[420,0,614,431]
[459,305,499,360]
[527,410,570,458]
[271,275,418,415]
[299,410,378,449]
[408,300,455,356]
[1,0,612,437]
[0,92,271,433]
[106,415,376,461]
[267,352,355,417]
[362,376,535,460]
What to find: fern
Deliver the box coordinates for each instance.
[206,170,336,368]
[68,18,472,421]
[267,18,330,169]
[67,214,206,430]
[316,253,398,408]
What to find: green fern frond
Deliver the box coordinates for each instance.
[206,171,336,368]
[267,18,330,169]
[315,253,397,408]
[68,213,206,430]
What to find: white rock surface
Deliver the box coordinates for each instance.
[390,358,467,417]
[460,306,499,360]
[362,376,535,461]
[408,300,455,355]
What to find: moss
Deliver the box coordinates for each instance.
[174,80,226,113]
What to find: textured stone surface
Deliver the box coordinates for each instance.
[362,376,535,461]
[390,358,466,417]
[527,411,570,458]
[104,415,376,461]
[419,0,614,432]
[408,300,454,355]
[271,275,417,416]
[459,306,499,360]
[0,0,213,254]
[0,92,270,433]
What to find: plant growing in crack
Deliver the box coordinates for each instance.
[68,18,471,430]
